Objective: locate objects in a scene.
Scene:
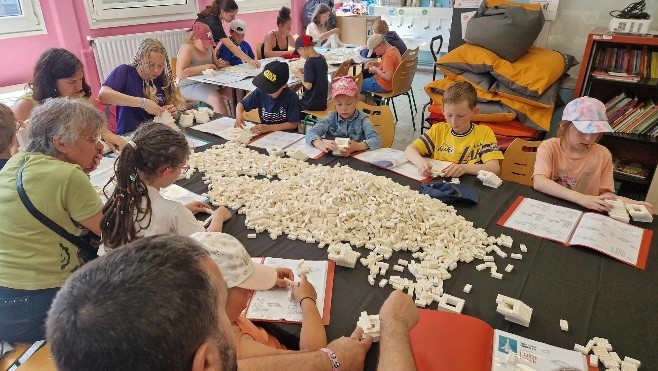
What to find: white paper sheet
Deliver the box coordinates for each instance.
[193,118,255,137]
[491,330,587,371]
[354,148,452,181]
[285,140,325,160]
[529,0,560,21]
[245,258,329,323]
[502,198,582,244]
[461,11,476,39]
[185,135,211,149]
[453,0,482,8]
[570,212,645,266]
[248,131,305,150]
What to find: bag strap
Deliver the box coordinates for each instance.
[17,159,88,248]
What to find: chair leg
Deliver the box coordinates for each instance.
[420,101,431,134]
[389,98,398,122]
[410,89,418,112]
[406,93,415,130]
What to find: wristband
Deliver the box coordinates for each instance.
[319,348,340,371]
[140,97,146,109]
[299,296,316,306]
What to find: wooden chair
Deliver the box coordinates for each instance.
[256,42,264,60]
[369,55,419,129]
[332,60,352,80]
[500,138,541,186]
[1,343,31,370]
[357,101,395,148]
[170,57,177,81]
[421,35,444,134]
[15,344,56,370]
[401,46,419,61]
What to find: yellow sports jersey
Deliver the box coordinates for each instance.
[412,122,504,164]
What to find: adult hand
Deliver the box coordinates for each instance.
[440,163,465,178]
[248,59,261,69]
[274,268,295,288]
[313,139,338,152]
[579,194,614,212]
[213,206,232,222]
[325,327,372,370]
[144,99,165,116]
[291,274,317,302]
[250,124,271,134]
[379,290,419,332]
[186,201,213,214]
[102,131,126,152]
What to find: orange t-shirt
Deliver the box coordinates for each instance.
[375,47,402,91]
[533,138,615,196]
[234,314,286,360]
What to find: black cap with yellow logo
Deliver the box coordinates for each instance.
[252,61,289,94]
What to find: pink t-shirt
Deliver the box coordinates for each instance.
[533,138,615,196]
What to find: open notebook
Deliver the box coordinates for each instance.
[498,196,652,269]
[410,310,590,371]
[353,148,452,181]
[245,258,335,325]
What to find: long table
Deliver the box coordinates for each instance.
[179,125,658,370]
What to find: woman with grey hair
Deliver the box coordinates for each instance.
[0,98,105,343]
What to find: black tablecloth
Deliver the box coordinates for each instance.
[181,125,658,370]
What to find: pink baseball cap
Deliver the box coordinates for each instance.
[331,76,358,99]
[191,22,216,49]
[562,96,613,134]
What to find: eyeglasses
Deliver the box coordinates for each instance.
[172,164,190,174]
[81,134,103,144]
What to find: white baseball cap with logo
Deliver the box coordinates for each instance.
[230,19,247,34]
[190,232,277,290]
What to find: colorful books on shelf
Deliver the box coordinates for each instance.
[245,258,334,324]
[498,197,652,269]
[592,46,658,83]
[604,93,658,135]
[410,310,590,371]
[613,157,652,181]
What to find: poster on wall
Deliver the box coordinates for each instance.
[529,0,560,21]
[460,11,476,39]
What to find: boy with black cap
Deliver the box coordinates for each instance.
[217,19,256,66]
[292,34,328,112]
[235,60,300,134]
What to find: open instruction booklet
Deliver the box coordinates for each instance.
[410,310,589,371]
[245,258,335,325]
[353,148,452,181]
[498,196,652,269]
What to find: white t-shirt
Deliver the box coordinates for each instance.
[137,185,206,237]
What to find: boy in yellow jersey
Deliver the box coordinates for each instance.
[405,81,504,178]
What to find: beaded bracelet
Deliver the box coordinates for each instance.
[319,348,340,371]
[140,97,146,109]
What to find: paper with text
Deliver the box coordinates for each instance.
[491,330,587,371]
[570,213,645,266]
[193,117,254,136]
[245,258,329,323]
[501,197,582,244]
[354,148,451,181]
[249,131,305,150]
[285,140,325,160]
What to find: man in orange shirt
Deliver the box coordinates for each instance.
[361,34,401,94]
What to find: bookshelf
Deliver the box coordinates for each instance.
[574,28,658,212]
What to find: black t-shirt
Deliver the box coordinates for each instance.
[299,55,328,111]
[197,14,227,43]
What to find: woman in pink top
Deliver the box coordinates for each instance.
[533,96,652,212]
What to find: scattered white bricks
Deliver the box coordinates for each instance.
[575,337,641,371]
[560,319,569,332]
[495,295,532,327]
[505,264,514,273]
[626,203,653,223]
[357,311,381,342]
[463,284,472,293]
[266,146,286,157]
[247,233,257,239]
[202,68,219,77]
[510,253,523,260]
[477,170,503,188]
[498,234,513,248]
[607,198,630,223]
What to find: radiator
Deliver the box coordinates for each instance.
[91,29,188,82]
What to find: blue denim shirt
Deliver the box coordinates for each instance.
[305,109,382,150]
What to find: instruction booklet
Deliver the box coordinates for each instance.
[498,196,652,269]
[353,148,452,181]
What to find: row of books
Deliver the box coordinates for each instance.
[591,46,658,84]
[613,156,652,181]
[605,93,658,136]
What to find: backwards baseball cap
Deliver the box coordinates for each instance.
[191,22,216,49]
[420,182,479,204]
[230,19,247,34]
[366,34,385,57]
[190,232,277,290]
[253,61,289,94]
[562,96,613,134]
[331,76,358,99]
[295,35,317,52]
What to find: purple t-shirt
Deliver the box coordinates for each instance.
[102,64,166,134]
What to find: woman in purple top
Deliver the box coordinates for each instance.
[99,39,183,135]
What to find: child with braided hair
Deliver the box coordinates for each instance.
[100,123,231,250]
[99,38,184,135]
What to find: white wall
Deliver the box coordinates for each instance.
[546,0,657,77]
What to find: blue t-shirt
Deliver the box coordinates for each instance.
[299,55,328,112]
[241,88,300,125]
[102,64,166,134]
[217,39,255,66]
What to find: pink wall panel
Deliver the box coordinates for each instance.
[1,0,306,95]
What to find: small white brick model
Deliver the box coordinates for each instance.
[192,108,211,124]
[378,279,388,287]
[463,284,472,293]
[560,319,569,332]
[437,294,465,314]
[335,137,350,149]
[450,177,460,184]
[626,203,653,223]
[327,243,361,268]
[179,112,194,127]
[607,199,630,223]
[477,170,503,188]
[357,311,381,342]
[505,264,514,273]
[298,259,310,275]
[495,294,532,327]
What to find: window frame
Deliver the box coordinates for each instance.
[236,0,290,14]
[84,0,199,29]
[0,0,47,39]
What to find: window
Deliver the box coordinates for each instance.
[0,0,46,39]
[85,0,199,29]
[237,0,290,14]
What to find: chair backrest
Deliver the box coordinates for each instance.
[500,138,541,186]
[357,101,395,148]
[353,72,364,93]
[390,56,418,96]
[401,46,419,61]
[256,42,264,60]
[430,35,443,80]
[332,60,352,79]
